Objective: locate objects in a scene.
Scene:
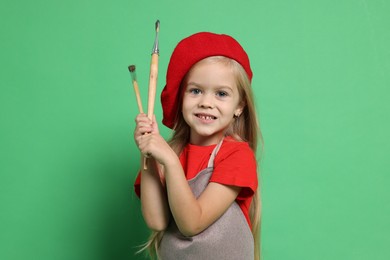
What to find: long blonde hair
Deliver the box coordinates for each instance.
[140,56,263,260]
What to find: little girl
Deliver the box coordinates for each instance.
[134,32,262,260]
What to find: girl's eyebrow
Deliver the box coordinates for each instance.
[187,82,234,92]
[186,82,202,88]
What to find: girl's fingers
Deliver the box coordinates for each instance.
[137,132,154,149]
[135,113,154,136]
[135,113,151,124]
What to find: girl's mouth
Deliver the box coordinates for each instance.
[195,114,217,120]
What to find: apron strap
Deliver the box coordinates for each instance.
[207,138,224,168]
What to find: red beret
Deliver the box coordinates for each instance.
[161,32,253,129]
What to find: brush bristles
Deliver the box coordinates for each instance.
[128,65,136,72]
[128,65,136,81]
[155,20,160,33]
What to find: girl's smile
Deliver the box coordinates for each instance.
[182,60,243,146]
[195,113,217,123]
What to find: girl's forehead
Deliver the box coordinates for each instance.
[188,60,234,76]
[186,63,237,87]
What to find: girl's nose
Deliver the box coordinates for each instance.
[199,94,214,108]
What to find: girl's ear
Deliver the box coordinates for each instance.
[234,104,244,118]
[234,101,245,118]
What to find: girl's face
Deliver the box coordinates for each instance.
[182,60,243,146]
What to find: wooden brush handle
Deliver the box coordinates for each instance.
[132,80,144,114]
[147,54,159,119]
[144,53,159,170]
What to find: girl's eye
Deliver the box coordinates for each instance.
[189,88,201,95]
[216,91,228,97]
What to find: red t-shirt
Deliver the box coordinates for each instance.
[134,136,258,227]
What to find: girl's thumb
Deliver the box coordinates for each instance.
[151,114,159,133]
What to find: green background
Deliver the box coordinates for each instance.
[1,0,389,259]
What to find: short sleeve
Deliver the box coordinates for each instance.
[210,142,258,200]
[134,171,141,198]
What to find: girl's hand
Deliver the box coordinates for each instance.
[134,114,176,166]
[134,113,156,140]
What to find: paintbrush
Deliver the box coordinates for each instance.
[142,20,160,170]
[128,65,144,113]
[147,20,160,120]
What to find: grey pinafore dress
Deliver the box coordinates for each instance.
[159,140,254,259]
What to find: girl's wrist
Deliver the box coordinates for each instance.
[160,150,181,169]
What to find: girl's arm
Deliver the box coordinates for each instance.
[139,157,170,231]
[163,157,241,237]
[134,114,169,231]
